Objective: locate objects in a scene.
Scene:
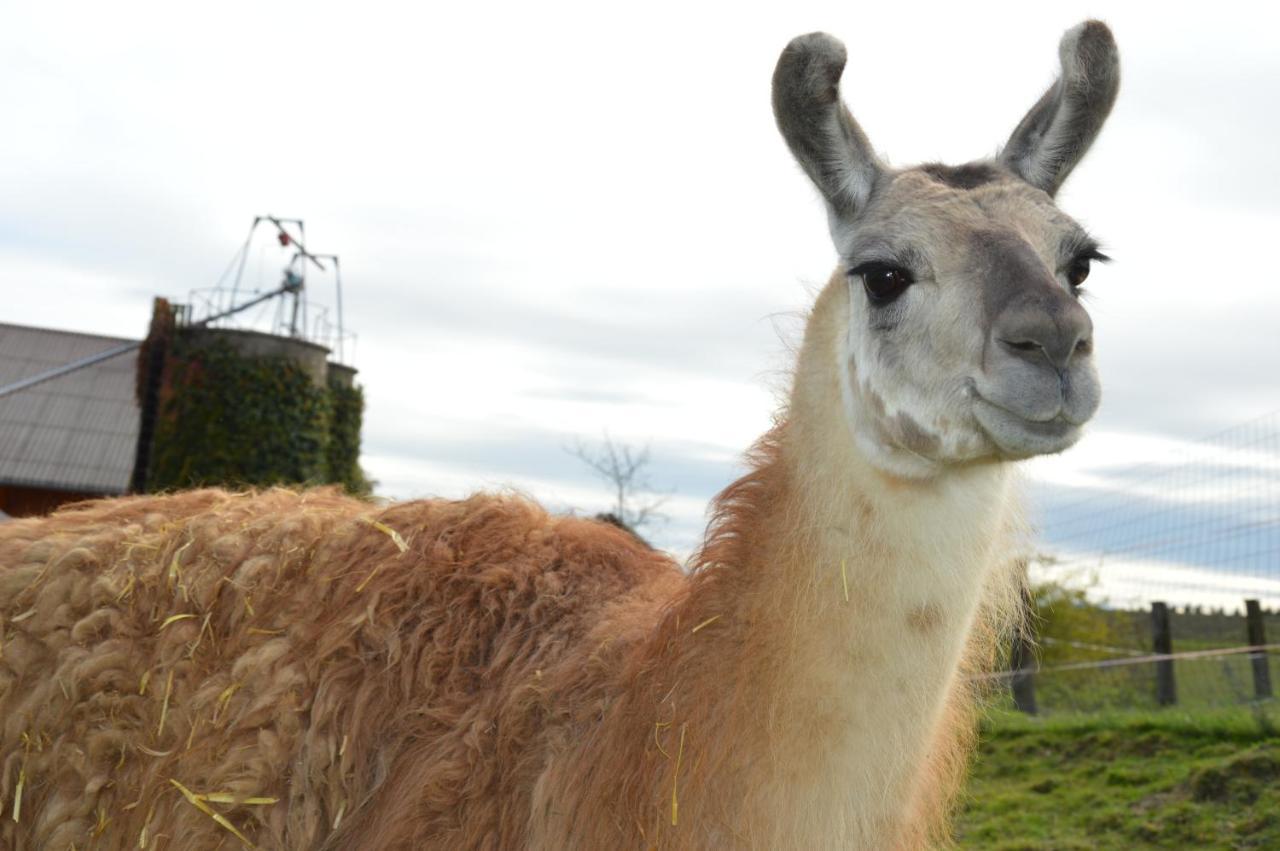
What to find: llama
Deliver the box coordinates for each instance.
[0,21,1119,850]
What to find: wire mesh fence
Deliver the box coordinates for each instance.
[1036,410,1280,611]
[995,410,1280,715]
[991,640,1279,716]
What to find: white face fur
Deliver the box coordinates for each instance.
[773,22,1119,478]
[835,169,1104,478]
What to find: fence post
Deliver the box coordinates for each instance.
[1010,624,1038,715]
[1244,599,1272,700]
[1152,601,1177,706]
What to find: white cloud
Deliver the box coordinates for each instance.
[1035,551,1280,613]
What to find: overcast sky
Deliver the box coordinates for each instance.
[3,2,1278,604]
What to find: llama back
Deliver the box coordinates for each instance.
[0,487,682,849]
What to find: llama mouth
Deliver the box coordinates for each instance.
[971,397,1082,458]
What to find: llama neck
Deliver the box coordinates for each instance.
[652,280,1019,848]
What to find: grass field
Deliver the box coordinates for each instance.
[955,706,1280,850]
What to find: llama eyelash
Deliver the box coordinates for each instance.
[1062,233,1110,267]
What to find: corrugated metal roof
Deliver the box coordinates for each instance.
[0,323,141,494]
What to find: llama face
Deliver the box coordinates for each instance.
[773,21,1118,477]
[833,167,1102,475]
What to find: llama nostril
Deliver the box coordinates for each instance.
[993,285,1094,370]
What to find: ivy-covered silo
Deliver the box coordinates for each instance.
[134,299,368,495]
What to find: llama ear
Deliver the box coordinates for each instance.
[1001,20,1120,196]
[773,33,884,221]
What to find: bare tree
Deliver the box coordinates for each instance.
[568,435,670,533]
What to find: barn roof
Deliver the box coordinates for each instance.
[0,323,140,495]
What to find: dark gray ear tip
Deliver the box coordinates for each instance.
[1062,20,1119,66]
[1080,20,1115,37]
[783,32,847,62]
[775,32,848,96]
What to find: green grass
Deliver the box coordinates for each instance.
[955,706,1280,850]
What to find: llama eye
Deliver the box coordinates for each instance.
[1065,246,1108,293]
[1067,258,1091,291]
[851,262,914,306]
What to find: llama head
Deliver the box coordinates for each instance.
[774,21,1119,478]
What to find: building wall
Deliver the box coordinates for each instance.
[0,484,108,518]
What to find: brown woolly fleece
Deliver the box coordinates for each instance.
[0,486,691,849]
[0,443,1016,851]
